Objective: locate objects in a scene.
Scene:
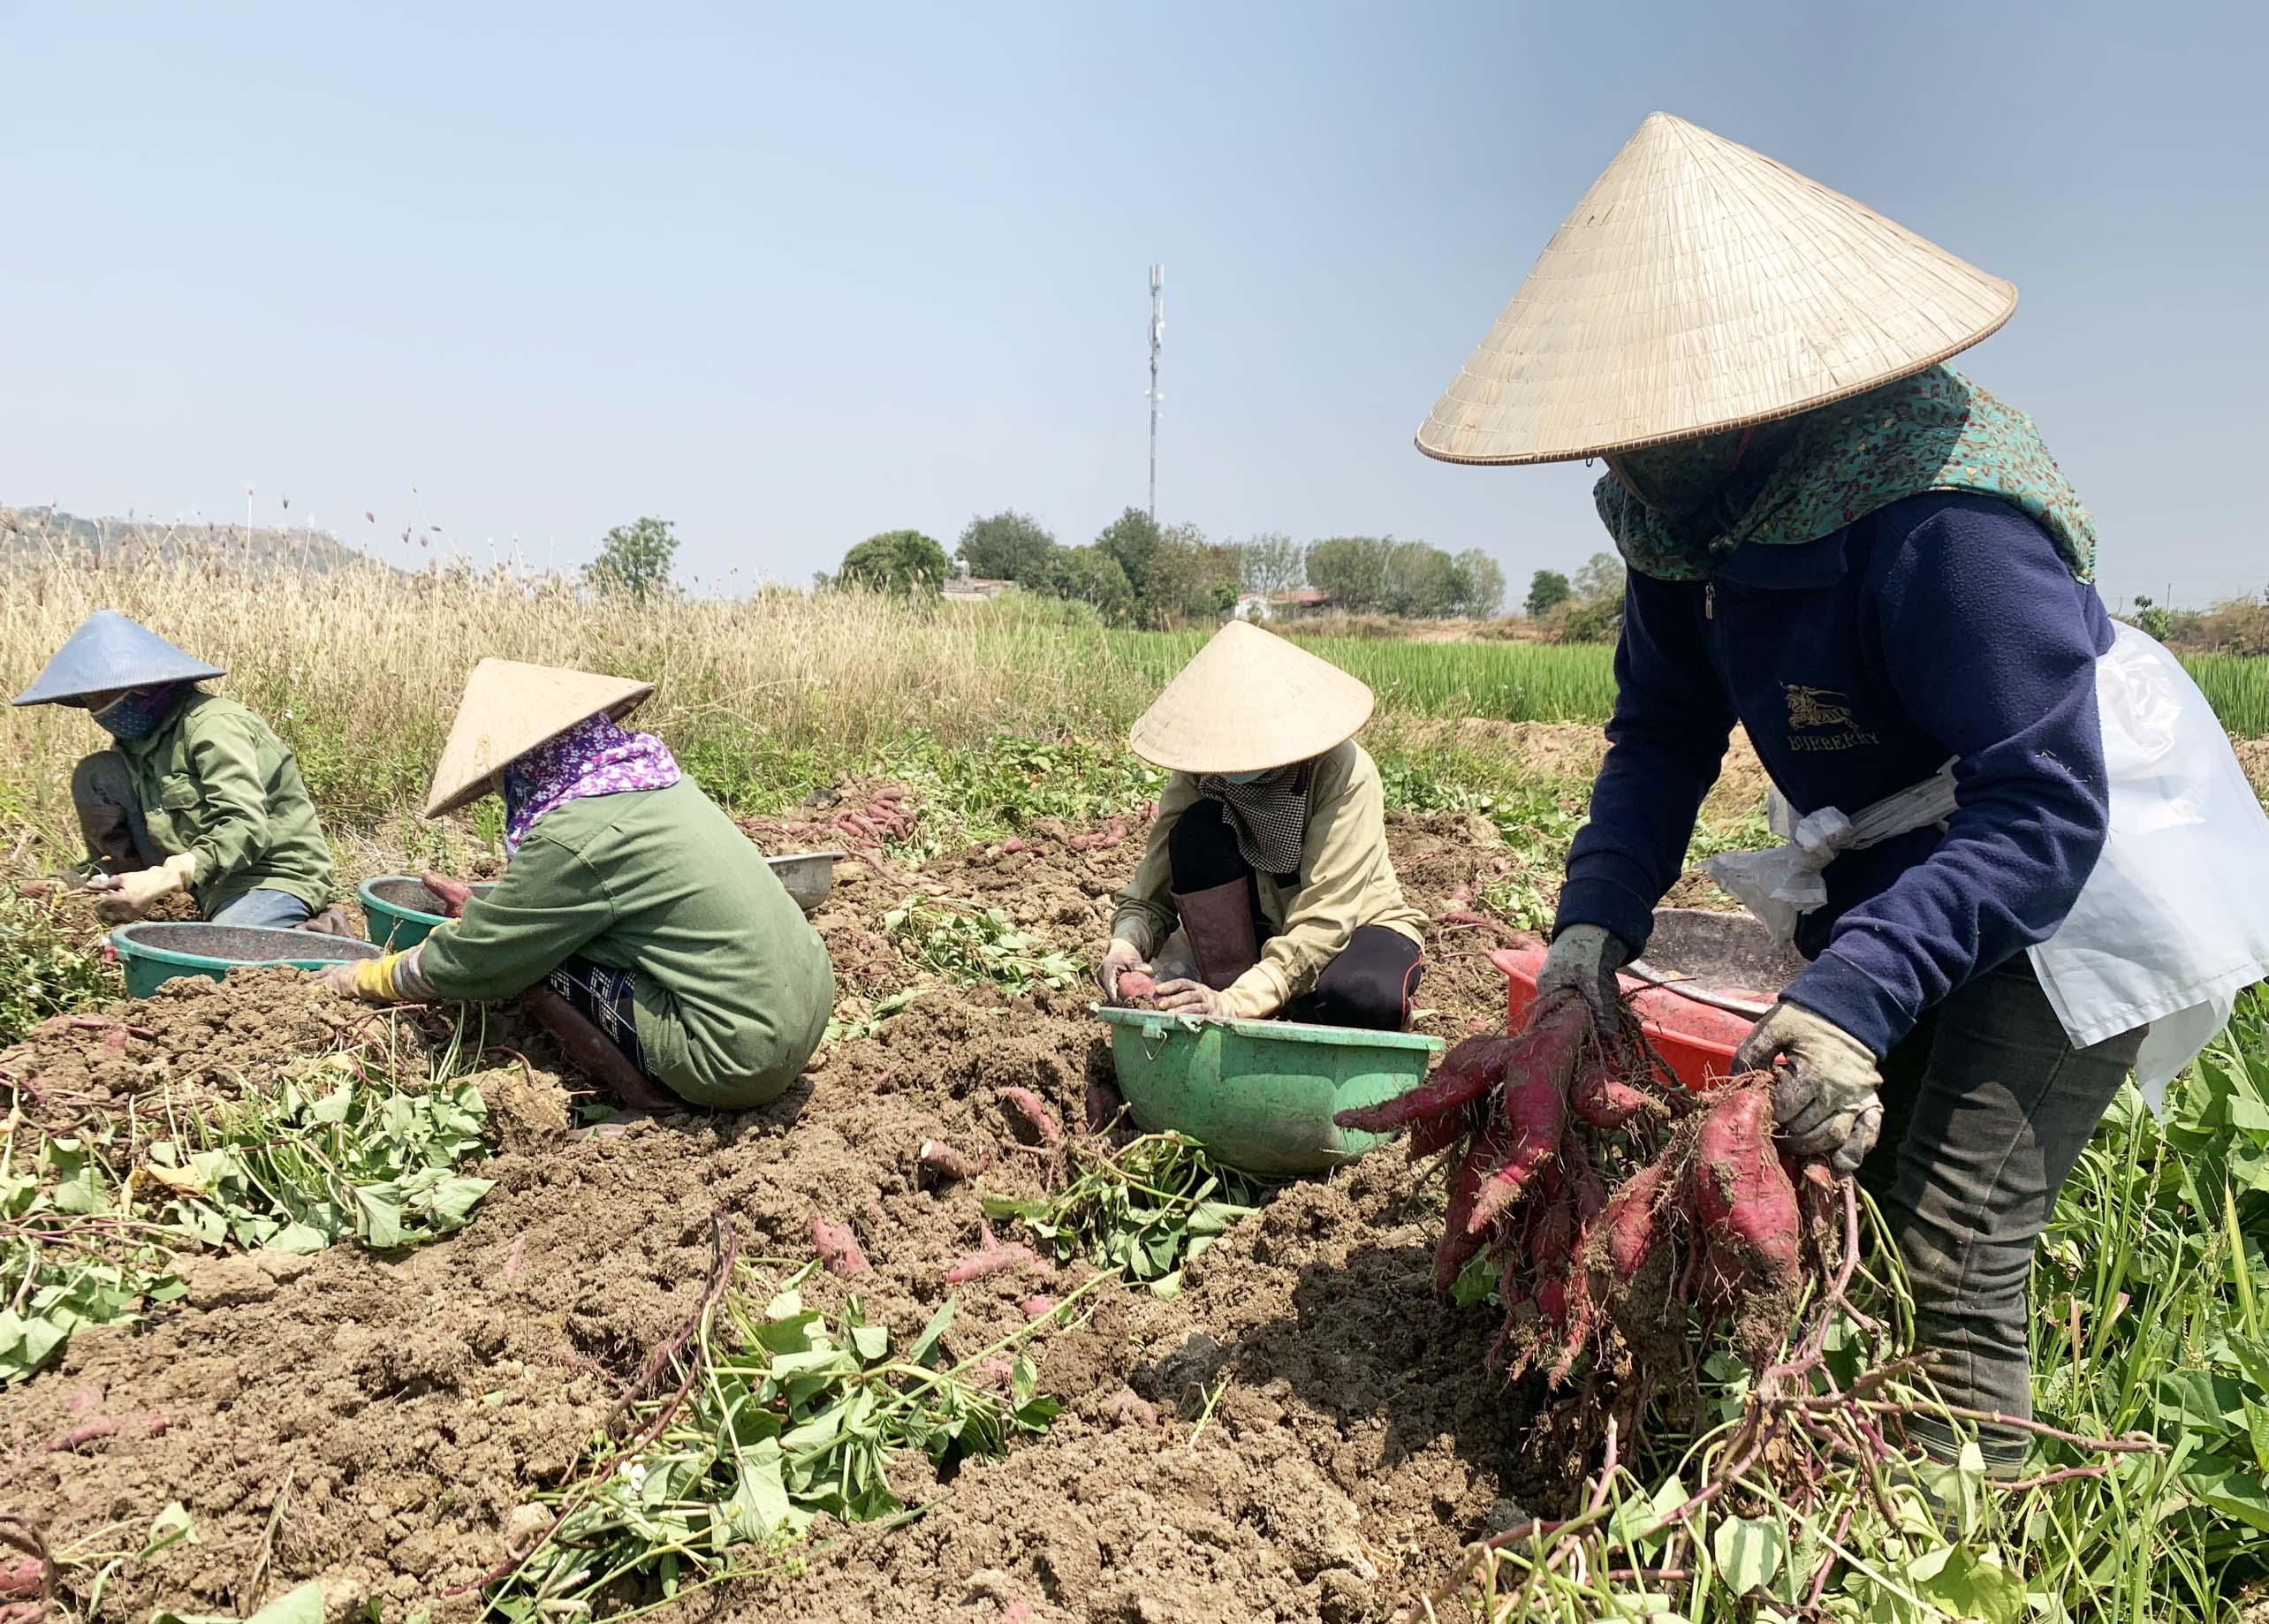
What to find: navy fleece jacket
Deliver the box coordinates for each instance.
[1553,492,2114,1059]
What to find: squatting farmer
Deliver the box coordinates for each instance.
[1416,113,2269,1469]
[1100,621,1427,1030]
[10,610,339,930]
[323,657,836,1111]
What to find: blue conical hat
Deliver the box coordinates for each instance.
[11,611,226,706]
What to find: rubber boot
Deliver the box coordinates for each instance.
[75,801,142,879]
[520,984,676,1112]
[1171,880,1260,990]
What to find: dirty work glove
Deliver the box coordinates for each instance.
[1097,937,1150,1000]
[90,853,198,923]
[1152,977,1273,1021]
[1735,1000,1884,1175]
[321,952,416,1005]
[1537,923,1629,1028]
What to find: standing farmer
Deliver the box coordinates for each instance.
[323,659,835,1112]
[1102,622,1428,1029]
[1417,113,2269,1469]
[11,611,335,928]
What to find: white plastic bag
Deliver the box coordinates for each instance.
[2028,625,2269,1108]
[1706,770,1957,946]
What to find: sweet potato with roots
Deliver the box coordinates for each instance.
[1433,1127,1502,1295]
[1685,1086,1802,1291]
[1570,1048,1663,1132]
[1334,1032,1516,1135]
[1466,998,1588,1233]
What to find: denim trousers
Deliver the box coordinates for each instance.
[1858,952,2144,1466]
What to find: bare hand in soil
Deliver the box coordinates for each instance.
[1097,938,1149,1001]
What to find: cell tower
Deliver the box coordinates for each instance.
[1147,264,1165,522]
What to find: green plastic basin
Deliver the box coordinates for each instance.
[358,877,499,951]
[1094,1005,1444,1175]
[111,922,381,998]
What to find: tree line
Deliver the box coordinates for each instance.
[823,509,1510,630]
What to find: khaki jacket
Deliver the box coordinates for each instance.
[1110,740,1425,1017]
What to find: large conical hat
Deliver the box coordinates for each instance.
[1416,112,2017,466]
[423,659,654,818]
[1129,622,1374,775]
[11,610,226,706]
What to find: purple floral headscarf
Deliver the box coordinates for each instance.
[503,713,681,851]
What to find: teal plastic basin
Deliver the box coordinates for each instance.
[111,922,381,998]
[1093,1006,1444,1175]
[358,877,498,951]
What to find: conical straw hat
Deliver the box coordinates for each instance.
[1416,112,2017,466]
[1130,622,1374,775]
[11,610,225,706]
[423,658,654,818]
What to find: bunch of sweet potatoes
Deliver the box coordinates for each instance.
[1336,990,1823,1385]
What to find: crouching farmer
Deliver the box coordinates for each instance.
[1101,622,1426,1029]
[11,610,334,928]
[323,658,835,1111]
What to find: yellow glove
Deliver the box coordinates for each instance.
[320,952,412,1005]
[94,853,199,922]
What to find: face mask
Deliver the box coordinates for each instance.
[1606,428,1753,519]
[91,685,182,741]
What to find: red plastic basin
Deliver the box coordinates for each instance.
[1490,944,1765,1094]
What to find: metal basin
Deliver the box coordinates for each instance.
[768,851,846,915]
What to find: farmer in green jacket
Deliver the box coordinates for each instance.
[324,658,835,1111]
[11,611,335,929]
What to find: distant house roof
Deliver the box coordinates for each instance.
[941,576,1013,600]
[1270,588,1332,606]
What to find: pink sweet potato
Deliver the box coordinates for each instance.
[1594,1154,1671,1280]
[1114,971,1157,1004]
[1685,1087,1802,1290]
[1405,1101,1476,1162]
[946,1222,1049,1284]
[918,1139,989,1182]
[0,1558,42,1602]
[1336,1033,1515,1135]
[996,1088,1066,1147]
[1570,1051,1661,1132]
[811,1217,870,1277]
[1433,1127,1501,1295]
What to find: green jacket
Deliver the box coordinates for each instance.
[115,693,333,916]
[415,778,836,1108]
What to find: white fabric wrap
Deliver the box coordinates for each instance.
[1707,624,2269,1113]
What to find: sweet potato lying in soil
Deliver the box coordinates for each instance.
[1685,1086,1802,1292]
[811,1217,870,1277]
[996,1087,1066,1147]
[945,1223,1049,1284]
[918,1139,989,1183]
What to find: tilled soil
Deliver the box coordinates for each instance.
[0,800,1660,1624]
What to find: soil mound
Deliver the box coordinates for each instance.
[0,808,1554,1624]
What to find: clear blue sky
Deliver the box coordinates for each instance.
[4,1,2263,608]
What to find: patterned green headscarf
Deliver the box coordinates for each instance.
[1596,366,2098,583]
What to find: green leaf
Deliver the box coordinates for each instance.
[245,1581,327,1624]
[1711,1515,1786,1597]
[352,1187,404,1248]
[2182,1458,2269,1533]
[307,1087,353,1125]
[907,1300,956,1368]
[267,1224,330,1256]
[849,1322,891,1363]
[1909,1544,2023,1624]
